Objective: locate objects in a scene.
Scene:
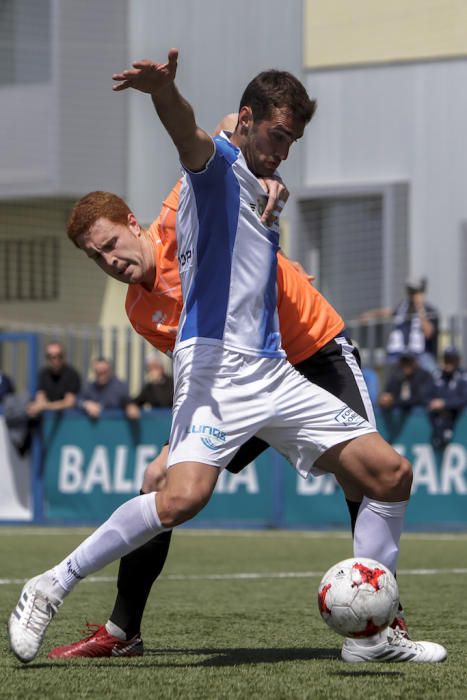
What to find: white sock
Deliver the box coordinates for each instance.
[353,629,388,646]
[105,620,127,641]
[53,493,166,592]
[353,496,408,574]
[36,569,68,602]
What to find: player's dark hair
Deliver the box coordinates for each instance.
[239,70,316,124]
[67,191,132,247]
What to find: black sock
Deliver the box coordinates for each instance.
[109,489,173,638]
[345,498,362,536]
[109,529,173,638]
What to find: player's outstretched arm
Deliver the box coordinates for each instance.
[112,49,213,172]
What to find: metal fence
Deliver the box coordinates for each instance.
[2,313,467,397]
[0,326,168,396]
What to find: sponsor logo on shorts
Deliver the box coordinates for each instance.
[334,407,366,427]
[186,424,227,450]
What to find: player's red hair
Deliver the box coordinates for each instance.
[67,191,132,246]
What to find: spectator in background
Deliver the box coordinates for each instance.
[27,341,81,418]
[132,352,173,410]
[385,277,439,374]
[0,370,29,454]
[428,347,467,450]
[80,357,134,420]
[0,370,15,403]
[378,351,434,412]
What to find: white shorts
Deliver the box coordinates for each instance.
[168,344,376,478]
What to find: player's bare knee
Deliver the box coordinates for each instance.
[376,455,413,500]
[157,489,208,528]
[398,456,413,495]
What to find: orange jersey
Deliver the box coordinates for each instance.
[126,181,344,361]
[125,182,182,354]
[276,255,344,364]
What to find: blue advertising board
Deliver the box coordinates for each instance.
[42,409,467,529]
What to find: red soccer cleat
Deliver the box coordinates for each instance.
[390,612,411,639]
[48,623,144,658]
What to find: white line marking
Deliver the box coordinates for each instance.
[0,568,466,586]
[1,529,466,541]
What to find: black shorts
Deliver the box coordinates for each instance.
[226,334,373,474]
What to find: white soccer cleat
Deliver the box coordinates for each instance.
[8,575,62,663]
[341,627,448,663]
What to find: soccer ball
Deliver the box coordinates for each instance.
[317,557,399,638]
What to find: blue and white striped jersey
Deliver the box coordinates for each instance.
[175,132,285,359]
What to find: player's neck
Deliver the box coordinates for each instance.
[141,232,157,290]
[141,270,156,291]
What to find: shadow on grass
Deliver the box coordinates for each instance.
[333,670,403,678]
[13,647,403,672]
[146,646,340,667]
[14,647,338,669]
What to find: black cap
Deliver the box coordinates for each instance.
[443,346,460,361]
[400,350,417,361]
[405,276,427,293]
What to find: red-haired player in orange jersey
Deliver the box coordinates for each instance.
[48,176,409,660]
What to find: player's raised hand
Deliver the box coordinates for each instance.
[112,49,178,94]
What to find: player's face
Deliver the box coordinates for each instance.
[77,215,155,288]
[243,107,305,177]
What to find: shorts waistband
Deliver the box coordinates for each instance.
[333,329,350,342]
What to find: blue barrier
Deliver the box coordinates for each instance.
[37,408,467,530]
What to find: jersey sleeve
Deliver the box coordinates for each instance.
[182,135,239,188]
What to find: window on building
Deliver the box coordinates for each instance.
[296,184,409,321]
[0,236,59,301]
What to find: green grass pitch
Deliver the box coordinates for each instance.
[1,528,466,699]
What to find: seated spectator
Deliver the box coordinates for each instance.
[80,357,134,419]
[428,347,467,450]
[362,277,439,374]
[0,370,15,403]
[378,351,434,412]
[386,278,439,374]
[27,342,81,418]
[0,371,30,455]
[132,353,174,410]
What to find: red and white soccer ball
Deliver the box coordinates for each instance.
[317,557,400,638]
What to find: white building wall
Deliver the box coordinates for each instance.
[0,0,128,200]
[304,59,467,317]
[0,83,58,197]
[56,0,128,197]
